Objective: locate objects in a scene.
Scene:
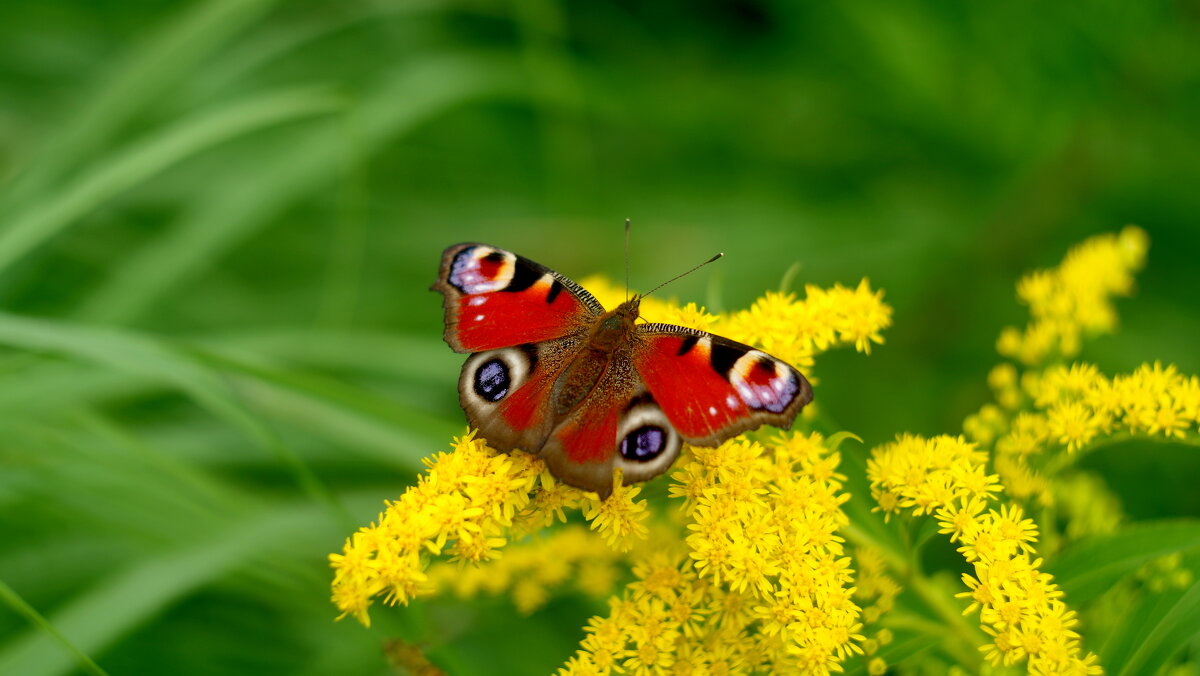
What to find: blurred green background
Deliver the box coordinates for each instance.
[1,1,1198,674]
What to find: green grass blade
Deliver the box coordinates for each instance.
[199,350,458,469]
[0,86,344,275]
[0,362,153,414]
[0,505,323,676]
[0,579,109,676]
[1108,579,1200,676]
[0,0,279,206]
[196,327,455,380]
[0,312,346,522]
[1052,520,1200,604]
[77,55,516,323]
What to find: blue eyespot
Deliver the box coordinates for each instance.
[474,359,510,402]
[620,425,666,461]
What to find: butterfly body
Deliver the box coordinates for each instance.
[434,242,812,496]
[551,299,640,409]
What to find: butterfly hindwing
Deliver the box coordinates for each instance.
[433,243,603,353]
[632,323,813,445]
[457,335,581,456]
[539,384,683,497]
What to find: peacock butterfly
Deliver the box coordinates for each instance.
[432,242,813,497]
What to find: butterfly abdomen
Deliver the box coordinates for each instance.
[554,351,609,416]
[549,300,641,417]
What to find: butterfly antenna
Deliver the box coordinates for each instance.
[641,252,724,299]
[624,218,631,302]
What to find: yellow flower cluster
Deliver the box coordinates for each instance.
[580,275,893,371]
[853,546,901,626]
[563,432,864,675]
[974,361,1200,457]
[428,524,626,614]
[965,357,1199,542]
[997,226,1148,366]
[963,226,1197,548]
[329,430,648,626]
[867,434,1101,673]
[720,281,891,368]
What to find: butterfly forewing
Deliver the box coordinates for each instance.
[433,243,603,353]
[632,324,813,446]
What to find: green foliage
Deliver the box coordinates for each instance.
[1,0,1197,674]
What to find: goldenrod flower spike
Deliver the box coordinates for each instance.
[427,525,626,614]
[869,434,1101,673]
[976,358,1199,462]
[562,432,865,675]
[999,226,1148,366]
[583,470,650,552]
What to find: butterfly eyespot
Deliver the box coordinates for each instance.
[730,350,799,413]
[449,246,517,294]
[613,398,682,485]
[620,425,667,461]
[459,345,536,412]
[474,359,510,402]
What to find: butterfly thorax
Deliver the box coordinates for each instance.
[552,299,641,417]
[589,298,640,350]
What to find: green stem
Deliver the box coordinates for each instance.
[0,578,110,676]
[882,612,981,667]
[905,571,988,672]
[1041,432,1200,477]
[843,523,987,673]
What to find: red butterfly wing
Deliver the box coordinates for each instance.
[456,338,577,457]
[538,382,684,497]
[433,243,603,353]
[633,324,813,445]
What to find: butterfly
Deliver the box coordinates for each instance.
[432,242,813,497]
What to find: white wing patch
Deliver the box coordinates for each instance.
[448,246,517,294]
[729,350,799,413]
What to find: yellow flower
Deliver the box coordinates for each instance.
[558,652,601,676]
[999,226,1147,366]
[995,412,1048,457]
[871,433,1098,671]
[584,471,650,551]
[935,499,986,543]
[1046,401,1101,453]
[566,431,862,674]
[718,280,891,370]
[1035,363,1103,408]
[659,301,721,333]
